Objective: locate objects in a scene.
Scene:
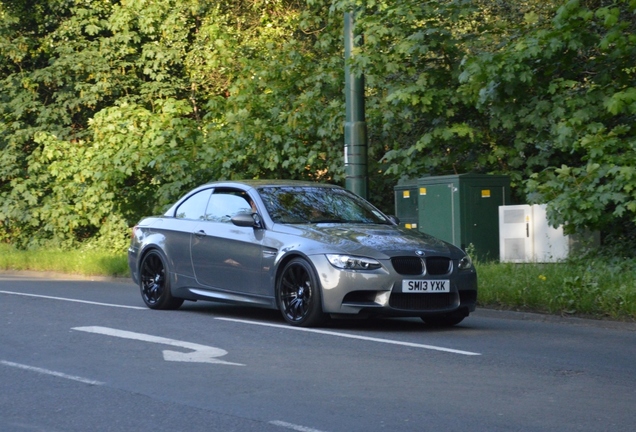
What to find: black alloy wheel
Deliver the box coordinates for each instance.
[139,250,184,310]
[277,258,325,327]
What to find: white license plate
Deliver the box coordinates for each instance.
[401,280,450,293]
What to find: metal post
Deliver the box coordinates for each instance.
[344,12,368,199]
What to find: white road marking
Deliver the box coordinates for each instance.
[0,360,104,385]
[216,318,481,356]
[0,290,146,310]
[269,420,328,432]
[2,290,478,355]
[73,326,245,366]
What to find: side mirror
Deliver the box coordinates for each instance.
[231,212,263,229]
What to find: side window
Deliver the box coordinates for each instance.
[175,189,212,220]
[205,191,253,222]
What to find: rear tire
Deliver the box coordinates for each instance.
[277,258,325,327]
[139,250,184,310]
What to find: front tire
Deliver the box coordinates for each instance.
[139,250,184,310]
[277,258,325,327]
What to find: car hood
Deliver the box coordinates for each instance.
[273,223,463,259]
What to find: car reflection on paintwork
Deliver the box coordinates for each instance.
[128,180,477,327]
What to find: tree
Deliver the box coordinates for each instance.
[189,0,347,183]
[0,0,350,250]
[460,0,636,236]
[0,0,210,248]
[2,0,635,252]
[331,0,560,196]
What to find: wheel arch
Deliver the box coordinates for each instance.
[274,252,326,310]
[138,245,166,273]
[137,245,184,310]
[274,252,319,288]
[137,244,179,289]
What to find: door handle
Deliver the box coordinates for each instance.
[526,223,529,238]
[194,230,206,238]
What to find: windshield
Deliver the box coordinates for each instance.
[257,186,390,225]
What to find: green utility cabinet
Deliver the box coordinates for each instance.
[393,180,420,229]
[394,174,511,258]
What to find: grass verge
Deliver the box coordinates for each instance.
[1,244,634,321]
[0,244,129,278]
[476,259,636,321]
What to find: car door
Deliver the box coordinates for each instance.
[190,189,264,295]
[164,188,213,278]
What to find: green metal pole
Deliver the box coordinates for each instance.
[344,12,368,199]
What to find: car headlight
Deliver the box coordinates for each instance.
[458,255,473,270]
[326,254,381,271]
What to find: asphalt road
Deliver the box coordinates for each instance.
[1,272,635,432]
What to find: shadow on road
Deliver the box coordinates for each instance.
[178,301,481,334]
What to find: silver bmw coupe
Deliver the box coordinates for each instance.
[128,180,477,327]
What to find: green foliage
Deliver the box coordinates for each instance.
[193,1,346,182]
[0,243,129,277]
[333,0,484,179]
[8,98,205,250]
[0,0,348,250]
[1,0,635,252]
[330,0,563,206]
[460,0,636,235]
[0,0,210,249]
[477,259,636,320]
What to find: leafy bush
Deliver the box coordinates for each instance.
[1,0,635,253]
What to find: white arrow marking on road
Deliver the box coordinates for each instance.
[72,326,245,366]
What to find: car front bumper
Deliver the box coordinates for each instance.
[309,254,477,317]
